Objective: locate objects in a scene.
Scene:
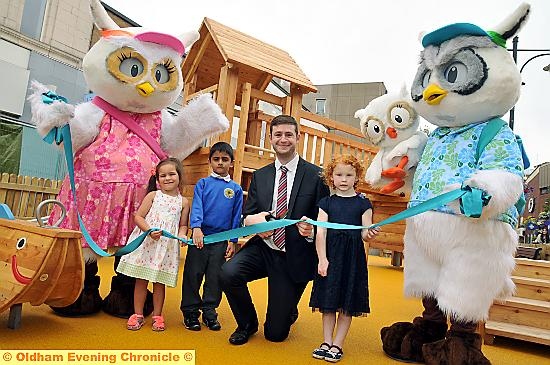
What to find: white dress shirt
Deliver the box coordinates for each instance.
[263,153,299,252]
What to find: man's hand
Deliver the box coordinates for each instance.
[193,227,205,249]
[296,216,313,237]
[318,258,329,277]
[244,212,273,239]
[149,230,162,241]
[225,242,235,258]
[362,226,380,241]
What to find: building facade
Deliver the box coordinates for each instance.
[522,162,550,222]
[302,82,387,128]
[0,0,137,179]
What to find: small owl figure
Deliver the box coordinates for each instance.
[355,85,427,194]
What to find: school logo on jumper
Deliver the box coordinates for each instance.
[224,188,235,199]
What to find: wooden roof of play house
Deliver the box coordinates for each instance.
[182,17,317,94]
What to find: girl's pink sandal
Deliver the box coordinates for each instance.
[152,315,165,331]
[127,314,144,331]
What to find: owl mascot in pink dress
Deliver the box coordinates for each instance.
[380,3,530,364]
[28,0,229,317]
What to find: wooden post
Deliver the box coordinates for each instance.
[233,82,252,185]
[218,65,239,143]
[185,33,211,85]
[290,84,304,153]
[283,96,292,115]
[183,73,197,103]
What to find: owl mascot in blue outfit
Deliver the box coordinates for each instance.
[380,3,530,364]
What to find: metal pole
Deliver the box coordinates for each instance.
[509,36,519,130]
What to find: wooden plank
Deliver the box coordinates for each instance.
[305,133,314,163]
[0,173,8,203]
[233,82,252,185]
[218,65,239,142]
[299,110,365,139]
[243,151,274,170]
[514,259,550,281]
[215,64,230,118]
[255,74,273,92]
[0,181,60,195]
[185,84,218,102]
[185,32,212,84]
[250,88,285,107]
[489,301,550,330]
[485,320,550,346]
[17,176,31,218]
[512,276,550,302]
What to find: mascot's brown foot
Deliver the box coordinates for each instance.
[381,317,448,363]
[422,331,491,365]
[51,262,102,316]
[102,273,153,318]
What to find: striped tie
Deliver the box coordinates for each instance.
[273,166,288,249]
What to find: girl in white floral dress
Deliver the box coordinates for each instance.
[117,158,190,331]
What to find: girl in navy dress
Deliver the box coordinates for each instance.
[310,155,379,362]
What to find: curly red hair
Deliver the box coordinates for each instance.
[322,155,365,189]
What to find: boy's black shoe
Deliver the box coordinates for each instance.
[183,316,201,331]
[203,317,222,331]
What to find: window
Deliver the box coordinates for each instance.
[315,99,326,115]
[20,0,48,40]
[541,187,549,195]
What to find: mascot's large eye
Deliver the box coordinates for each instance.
[154,65,170,83]
[444,62,467,83]
[421,70,432,88]
[389,105,413,129]
[119,57,144,78]
[365,118,384,145]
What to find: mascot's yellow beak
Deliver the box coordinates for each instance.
[136,82,154,97]
[423,84,448,105]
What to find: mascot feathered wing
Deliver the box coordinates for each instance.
[355,85,427,194]
[28,0,229,317]
[380,3,529,365]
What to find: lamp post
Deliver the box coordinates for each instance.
[508,36,550,131]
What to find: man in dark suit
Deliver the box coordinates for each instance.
[220,115,330,345]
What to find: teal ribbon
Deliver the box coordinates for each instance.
[42,91,68,105]
[41,92,493,255]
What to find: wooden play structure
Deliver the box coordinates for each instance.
[0,18,406,266]
[0,208,83,329]
[483,258,550,346]
[180,18,407,262]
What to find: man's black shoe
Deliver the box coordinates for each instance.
[228,325,258,345]
[203,317,221,331]
[183,316,201,331]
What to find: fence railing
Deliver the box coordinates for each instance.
[0,173,63,219]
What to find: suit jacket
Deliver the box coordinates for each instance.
[244,157,330,283]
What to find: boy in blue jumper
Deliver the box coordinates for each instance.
[181,142,243,331]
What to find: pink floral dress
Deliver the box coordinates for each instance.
[49,112,162,249]
[116,191,183,287]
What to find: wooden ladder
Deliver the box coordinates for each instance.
[483,258,550,346]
